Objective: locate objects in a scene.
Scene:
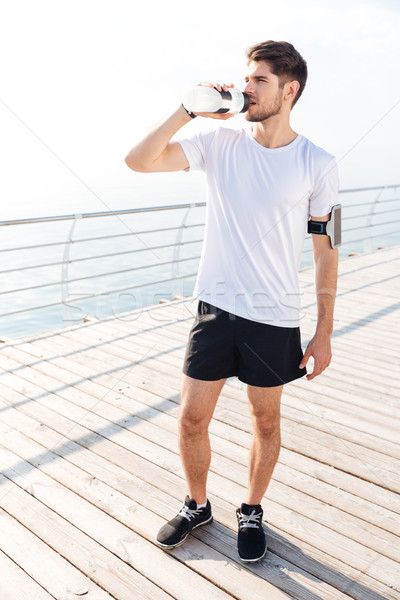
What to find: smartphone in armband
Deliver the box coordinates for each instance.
[307,204,342,249]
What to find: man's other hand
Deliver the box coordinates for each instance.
[299,332,332,380]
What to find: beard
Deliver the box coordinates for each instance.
[245,89,283,122]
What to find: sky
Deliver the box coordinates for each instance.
[0,0,399,219]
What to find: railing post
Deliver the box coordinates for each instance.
[364,187,385,252]
[61,214,82,324]
[171,206,192,298]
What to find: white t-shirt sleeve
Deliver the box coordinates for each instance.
[178,131,216,172]
[309,158,339,217]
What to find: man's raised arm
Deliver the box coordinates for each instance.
[124,83,235,174]
[125,105,193,173]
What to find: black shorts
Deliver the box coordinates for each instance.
[183,301,307,388]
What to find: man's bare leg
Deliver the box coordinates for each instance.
[178,374,226,504]
[246,384,283,505]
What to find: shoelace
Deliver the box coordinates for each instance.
[238,509,262,529]
[179,504,203,521]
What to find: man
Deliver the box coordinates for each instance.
[125,40,339,563]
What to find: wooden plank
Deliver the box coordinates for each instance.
[0,387,398,589]
[81,316,400,399]
[130,302,398,382]
[4,358,400,512]
[326,350,400,385]
[0,550,55,600]
[46,327,400,454]
[41,298,400,390]
[55,310,400,416]
[295,367,399,407]
[54,315,400,413]
[330,335,399,365]
[0,476,173,600]
[17,322,400,462]
[0,467,236,600]
[7,329,398,448]
[1,340,399,501]
[1,374,399,536]
[0,448,297,600]
[48,319,400,462]
[0,506,113,600]
[19,378,397,566]
[154,288,400,327]
[0,413,392,600]
[0,386,396,596]
[14,330,398,489]
[14,420,390,600]
[0,412,396,600]
[281,399,400,459]
[1,375,400,531]
[1,342,399,501]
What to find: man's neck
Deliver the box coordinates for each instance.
[251,117,297,149]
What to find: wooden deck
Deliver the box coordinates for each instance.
[0,245,399,600]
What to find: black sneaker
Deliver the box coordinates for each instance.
[236,503,267,562]
[156,496,213,549]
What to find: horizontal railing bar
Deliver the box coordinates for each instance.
[2,206,397,256]
[1,221,397,277]
[0,299,69,318]
[342,229,400,244]
[0,203,206,227]
[365,228,400,239]
[341,208,400,220]
[0,273,199,318]
[1,184,399,227]
[0,239,204,275]
[0,239,72,253]
[343,197,400,209]
[70,223,204,245]
[0,229,397,279]
[67,239,203,264]
[0,222,205,254]
[0,256,201,295]
[338,184,399,193]
[343,219,400,233]
[68,271,198,298]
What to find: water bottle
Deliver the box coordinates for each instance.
[182,86,250,114]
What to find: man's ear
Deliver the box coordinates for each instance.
[284,80,300,104]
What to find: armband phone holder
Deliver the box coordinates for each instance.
[307,204,342,248]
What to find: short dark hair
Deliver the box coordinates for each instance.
[247,40,308,107]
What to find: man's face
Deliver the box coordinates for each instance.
[244,61,285,122]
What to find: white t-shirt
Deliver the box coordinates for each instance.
[179,127,339,327]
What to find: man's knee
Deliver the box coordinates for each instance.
[178,387,211,436]
[248,384,282,438]
[252,412,281,438]
[178,408,210,437]
[179,375,224,437]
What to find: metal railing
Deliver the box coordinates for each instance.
[0,185,399,338]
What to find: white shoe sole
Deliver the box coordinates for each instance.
[238,546,267,563]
